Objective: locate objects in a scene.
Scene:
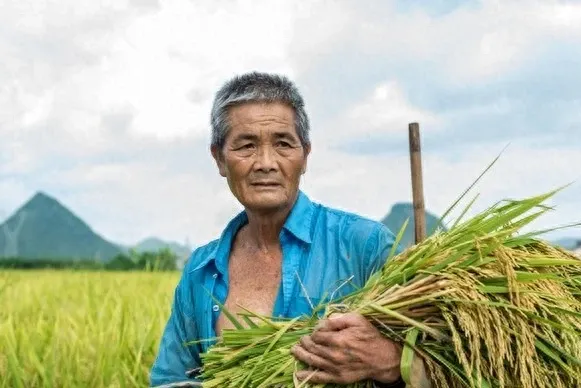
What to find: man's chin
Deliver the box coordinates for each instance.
[244,193,291,212]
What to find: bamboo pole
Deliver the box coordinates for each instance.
[408,122,427,244]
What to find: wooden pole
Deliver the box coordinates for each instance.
[408,122,427,244]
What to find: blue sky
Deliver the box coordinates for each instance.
[1,0,580,247]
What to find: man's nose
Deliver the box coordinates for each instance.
[254,144,278,171]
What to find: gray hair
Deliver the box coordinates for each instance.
[210,71,311,150]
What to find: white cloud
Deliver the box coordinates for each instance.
[291,0,581,83]
[96,0,297,140]
[1,0,298,145]
[340,81,440,137]
[302,142,581,239]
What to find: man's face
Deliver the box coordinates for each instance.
[212,101,310,214]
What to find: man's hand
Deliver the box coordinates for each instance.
[290,312,402,385]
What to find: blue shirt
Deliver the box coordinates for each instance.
[149,190,399,387]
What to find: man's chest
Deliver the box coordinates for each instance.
[215,246,283,334]
[227,249,282,292]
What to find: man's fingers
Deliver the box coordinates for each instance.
[291,344,338,373]
[315,312,366,332]
[310,329,345,348]
[299,335,336,361]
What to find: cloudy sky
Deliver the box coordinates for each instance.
[1,0,580,248]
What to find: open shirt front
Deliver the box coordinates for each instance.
[149,190,400,387]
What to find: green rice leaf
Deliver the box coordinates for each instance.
[389,217,409,260]
[400,328,419,384]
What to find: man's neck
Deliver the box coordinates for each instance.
[244,207,290,253]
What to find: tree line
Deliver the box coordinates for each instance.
[0,247,179,271]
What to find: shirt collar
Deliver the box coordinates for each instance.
[189,210,247,275]
[190,190,315,276]
[281,190,314,245]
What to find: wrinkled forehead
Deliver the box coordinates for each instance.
[227,101,295,124]
[225,101,298,138]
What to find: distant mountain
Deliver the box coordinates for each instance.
[381,202,445,248]
[132,237,191,258]
[0,192,122,261]
[551,237,581,251]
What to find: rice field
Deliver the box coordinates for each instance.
[0,270,180,388]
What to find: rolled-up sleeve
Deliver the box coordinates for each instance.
[150,274,202,387]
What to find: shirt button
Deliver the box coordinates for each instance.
[212,273,218,279]
[212,305,219,312]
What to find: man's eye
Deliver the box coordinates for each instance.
[238,144,255,150]
[277,141,291,148]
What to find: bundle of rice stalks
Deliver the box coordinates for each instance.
[195,187,581,388]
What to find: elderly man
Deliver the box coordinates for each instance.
[150,72,431,387]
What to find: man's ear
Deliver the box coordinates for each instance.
[301,144,311,175]
[211,145,227,177]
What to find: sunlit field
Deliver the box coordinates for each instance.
[0,270,180,388]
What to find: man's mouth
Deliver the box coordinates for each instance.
[251,182,280,187]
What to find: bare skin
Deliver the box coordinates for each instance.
[215,224,282,335]
[211,101,432,387]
